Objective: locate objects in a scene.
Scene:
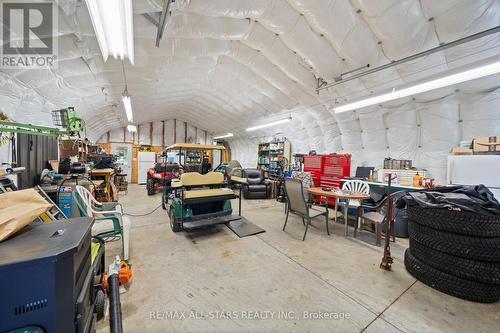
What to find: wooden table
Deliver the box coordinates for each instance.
[308,187,370,237]
[89,168,114,202]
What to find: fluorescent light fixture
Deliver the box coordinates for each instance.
[213,133,234,139]
[122,88,133,122]
[85,0,135,64]
[246,117,292,131]
[127,124,137,132]
[334,60,500,113]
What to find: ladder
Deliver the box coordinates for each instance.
[35,185,67,222]
[0,177,17,193]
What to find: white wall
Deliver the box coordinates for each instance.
[229,95,500,184]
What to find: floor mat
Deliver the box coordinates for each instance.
[226,217,265,237]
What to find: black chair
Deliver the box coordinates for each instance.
[242,169,271,199]
[283,178,329,241]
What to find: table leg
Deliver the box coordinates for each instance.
[344,199,350,237]
[238,185,242,216]
[334,200,338,223]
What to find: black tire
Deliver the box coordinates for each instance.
[95,289,106,320]
[409,221,500,262]
[162,195,167,210]
[146,178,155,196]
[408,205,500,237]
[169,207,182,232]
[404,249,500,303]
[409,238,500,285]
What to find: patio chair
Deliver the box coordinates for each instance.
[74,185,130,260]
[283,178,329,241]
[336,179,370,226]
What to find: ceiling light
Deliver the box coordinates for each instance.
[246,117,292,131]
[213,133,234,139]
[334,60,500,113]
[122,88,133,122]
[85,0,135,64]
[127,124,137,132]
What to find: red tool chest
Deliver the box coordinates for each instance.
[304,154,351,205]
[303,155,323,187]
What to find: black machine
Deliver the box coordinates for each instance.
[0,218,104,333]
[355,166,375,179]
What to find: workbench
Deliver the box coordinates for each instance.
[89,168,114,202]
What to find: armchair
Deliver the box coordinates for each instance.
[242,169,271,199]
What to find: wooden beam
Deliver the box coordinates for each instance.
[173,119,176,143]
[204,131,207,144]
[162,120,165,148]
[184,122,187,143]
[149,122,153,145]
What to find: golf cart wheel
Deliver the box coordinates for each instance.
[95,289,106,321]
[169,207,182,232]
[146,178,155,196]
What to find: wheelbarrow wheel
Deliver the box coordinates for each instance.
[169,206,182,232]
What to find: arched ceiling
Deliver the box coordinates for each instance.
[1,0,499,142]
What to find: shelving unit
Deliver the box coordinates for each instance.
[257,140,291,177]
[185,150,202,165]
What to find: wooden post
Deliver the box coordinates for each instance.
[173,119,177,143]
[204,131,207,144]
[184,122,187,143]
[162,120,165,148]
[106,131,110,143]
[149,122,153,145]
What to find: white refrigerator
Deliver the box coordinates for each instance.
[447,155,500,199]
[138,152,156,184]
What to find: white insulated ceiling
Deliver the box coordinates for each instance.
[0,1,499,157]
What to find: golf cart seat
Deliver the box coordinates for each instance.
[178,172,236,203]
[184,188,234,200]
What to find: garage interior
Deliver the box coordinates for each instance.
[1,1,500,333]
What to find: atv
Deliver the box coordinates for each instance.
[146,162,179,196]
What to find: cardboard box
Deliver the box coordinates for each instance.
[451,147,473,155]
[472,136,500,154]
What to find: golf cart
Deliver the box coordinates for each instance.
[167,171,240,232]
[161,144,239,231]
[161,143,227,203]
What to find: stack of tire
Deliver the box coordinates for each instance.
[405,205,500,303]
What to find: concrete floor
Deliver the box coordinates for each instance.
[97,185,500,333]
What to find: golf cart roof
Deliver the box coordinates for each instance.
[166,143,226,151]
